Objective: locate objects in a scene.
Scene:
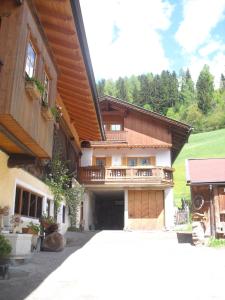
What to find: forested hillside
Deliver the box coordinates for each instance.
[97,65,225,132]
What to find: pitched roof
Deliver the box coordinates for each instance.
[99,95,192,162]
[186,158,225,184]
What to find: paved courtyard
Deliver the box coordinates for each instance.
[0,230,225,300]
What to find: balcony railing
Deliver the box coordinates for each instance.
[105,130,127,142]
[79,166,173,185]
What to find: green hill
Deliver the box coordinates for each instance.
[173,128,225,206]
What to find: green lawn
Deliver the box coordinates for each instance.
[173,128,225,206]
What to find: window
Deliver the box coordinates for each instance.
[139,158,150,166]
[111,124,121,131]
[14,186,43,218]
[46,199,51,217]
[62,205,66,223]
[96,158,106,167]
[43,71,50,104]
[25,41,36,78]
[128,158,137,167]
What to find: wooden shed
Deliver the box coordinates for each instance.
[186,158,225,237]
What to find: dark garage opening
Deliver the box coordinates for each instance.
[94,191,124,230]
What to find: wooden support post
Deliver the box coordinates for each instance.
[209,184,216,238]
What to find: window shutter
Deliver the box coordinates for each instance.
[92,156,96,166]
[149,156,156,166]
[122,157,127,166]
[106,156,112,167]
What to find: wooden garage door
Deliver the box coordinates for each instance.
[128,190,164,230]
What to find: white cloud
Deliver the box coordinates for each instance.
[175,0,225,53]
[80,0,173,79]
[187,52,225,88]
[198,39,225,57]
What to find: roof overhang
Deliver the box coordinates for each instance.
[34,0,104,141]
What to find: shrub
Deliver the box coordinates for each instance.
[0,235,12,257]
[208,237,225,248]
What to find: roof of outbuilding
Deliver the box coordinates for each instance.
[186,158,225,184]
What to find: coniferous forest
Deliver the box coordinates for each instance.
[97,65,225,132]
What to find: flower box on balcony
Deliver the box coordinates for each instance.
[25,80,41,101]
[41,106,53,121]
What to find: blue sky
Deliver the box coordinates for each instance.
[80,0,225,86]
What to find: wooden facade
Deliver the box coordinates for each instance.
[0,0,104,162]
[80,96,191,231]
[128,190,164,230]
[0,0,57,158]
[186,159,225,237]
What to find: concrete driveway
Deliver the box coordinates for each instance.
[1,230,225,300]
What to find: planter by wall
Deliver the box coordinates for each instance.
[3,233,32,258]
[25,81,41,101]
[41,107,53,121]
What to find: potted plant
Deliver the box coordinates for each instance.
[0,206,9,232]
[25,77,44,101]
[10,215,23,233]
[41,98,53,121]
[22,222,40,235]
[40,214,55,230]
[51,104,63,128]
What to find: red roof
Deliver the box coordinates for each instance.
[186,158,225,184]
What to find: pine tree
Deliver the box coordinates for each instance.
[115,77,129,100]
[96,79,106,97]
[196,65,214,114]
[104,79,117,97]
[220,74,225,90]
[180,69,195,105]
[137,74,150,106]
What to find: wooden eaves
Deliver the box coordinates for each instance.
[34,0,105,143]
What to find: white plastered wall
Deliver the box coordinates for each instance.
[81,148,93,166]
[83,191,95,231]
[82,148,171,167]
[164,187,175,230]
[0,150,69,232]
[57,202,70,234]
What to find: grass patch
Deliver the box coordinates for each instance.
[207,237,225,248]
[173,128,225,206]
[175,223,192,232]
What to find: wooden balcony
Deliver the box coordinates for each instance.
[105,130,127,142]
[79,166,173,186]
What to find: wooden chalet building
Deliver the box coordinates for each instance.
[80,96,192,231]
[0,0,103,232]
[186,158,225,237]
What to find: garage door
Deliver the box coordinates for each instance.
[128,190,164,230]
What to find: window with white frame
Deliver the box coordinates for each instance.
[25,41,36,78]
[14,186,43,218]
[111,124,121,131]
[127,158,137,166]
[139,158,150,166]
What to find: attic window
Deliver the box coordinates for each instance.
[111,124,121,131]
